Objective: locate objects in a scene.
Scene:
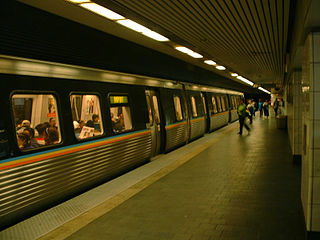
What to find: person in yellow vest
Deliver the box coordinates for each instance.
[237,99,251,135]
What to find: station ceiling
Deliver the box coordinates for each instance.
[19,0,294,92]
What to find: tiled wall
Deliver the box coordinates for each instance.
[301,32,320,231]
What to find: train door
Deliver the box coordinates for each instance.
[201,92,208,132]
[145,90,161,157]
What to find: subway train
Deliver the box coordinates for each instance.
[0,55,243,229]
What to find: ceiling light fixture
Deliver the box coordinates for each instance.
[80,3,125,20]
[67,0,90,3]
[204,60,216,65]
[68,0,169,42]
[117,19,169,41]
[175,46,203,58]
[231,73,238,77]
[258,87,271,94]
[141,30,169,42]
[117,19,150,32]
[236,76,254,86]
[216,66,226,70]
[188,52,203,58]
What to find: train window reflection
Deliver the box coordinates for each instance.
[146,95,153,126]
[211,97,218,114]
[216,96,222,112]
[152,96,160,124]
[109,95,132,133]
[224,96,229,110]
[231,96,235,109]
[173,96,183,121]
[221,96,226,111]
[12,94,61,150]
[70,94,103,140]
[191,96,198,117]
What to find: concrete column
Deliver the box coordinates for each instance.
[286,71,302,159]
[301,32,320,233]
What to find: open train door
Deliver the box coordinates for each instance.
[145,90,162,157]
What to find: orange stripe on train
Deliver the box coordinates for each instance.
[0,130,151,171]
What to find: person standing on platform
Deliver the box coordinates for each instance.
[258,99,263,117]
[273,98,279,117]
[263,99,269,118]
[237,99,250,135]
[247,99,254,124]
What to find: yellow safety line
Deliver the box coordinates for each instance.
[39,124,238,240]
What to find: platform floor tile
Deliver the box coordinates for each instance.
[65,117,305,240]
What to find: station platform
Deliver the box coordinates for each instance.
[1,117,306,240]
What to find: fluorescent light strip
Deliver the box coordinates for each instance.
[216,66,226,70]
[117,19,169,41]
[117,19,150,33]
[231,73,238,77]
[175,46,192,54]
[258,87,271,94]
[188,52,203,58]
[80,3,125,20]
[142,30,169,41]
[204,60,216,65]
[175,46,203,58]
[236,76,254,86]
[68,0,90,3]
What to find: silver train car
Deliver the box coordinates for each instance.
[0,55,243,229]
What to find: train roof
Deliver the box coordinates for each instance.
[0,55,242,95]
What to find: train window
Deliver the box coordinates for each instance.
[152,96,160,124]
[233,96,237,108]
[12,94,61,150]
[216,96,222,112]
[225,96,229,110]
[211,97,218,114]
[221,97,226,111]
[190,96,198,118]
[231,96,235,109]
[70,94,103,139]
[146,95,153,126]
[201,94,207,115]
[109,95,133,133]
[173,96,183,121]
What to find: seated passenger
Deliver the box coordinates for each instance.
[16,120,31,134]
[45,127,59,145]
[79,120,85,129]
[92,114,101,132]
[74,120,86,138]
[49,118,57,130]
[35,123,49,146]
[85,120,94,128]
[17,132,31,150]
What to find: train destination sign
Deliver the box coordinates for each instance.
[110,96,128,104]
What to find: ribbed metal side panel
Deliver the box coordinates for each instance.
[210,113,229,131]
[0,134,151,222]
[165,125,187,151]
[190,119,205,140]
[230,110,239,122]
